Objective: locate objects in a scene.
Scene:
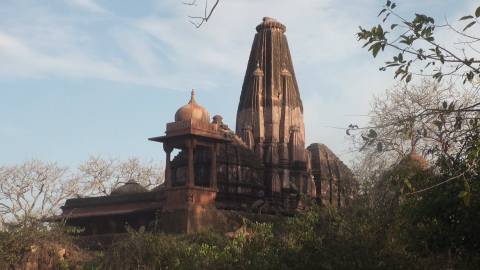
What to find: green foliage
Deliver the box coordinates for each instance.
[96,222,281,270]
[0,222,91,270]
[2,181,479,270]
[88,203,417,270]
[3,142,480,269]
[358,1,480,84]
[397,174,480,268]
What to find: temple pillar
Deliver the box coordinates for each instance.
[210,144,218,189]
[186,139,196,187]
[163,144,173,188]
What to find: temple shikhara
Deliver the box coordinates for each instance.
[59,18,357,236]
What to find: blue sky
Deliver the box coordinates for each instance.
[0,0,474,166]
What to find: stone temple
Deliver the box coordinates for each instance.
[59,18,357,236]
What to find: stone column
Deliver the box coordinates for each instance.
[186,139,195,187]
[210,144,218,189]
[163,144,173,188]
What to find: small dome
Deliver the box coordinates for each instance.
[110,179,147,196]
[399,151,429,171]
[174,90,210,123]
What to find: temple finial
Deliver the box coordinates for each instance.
[189,89,196,104]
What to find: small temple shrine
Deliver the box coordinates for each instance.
[59,17,357,236]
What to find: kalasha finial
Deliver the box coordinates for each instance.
[257,17,286,33]
[263,17,276,23]
[189,89,196,104]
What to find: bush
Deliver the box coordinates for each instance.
[0,222,91,270]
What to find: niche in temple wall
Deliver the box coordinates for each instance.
[173,167,187,186]
[194,146,211,187]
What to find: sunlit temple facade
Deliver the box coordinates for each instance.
[60,18,357,236]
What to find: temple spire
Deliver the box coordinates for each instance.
[189,89,196,104]
[236,17,305,162]
[236,17,307,196]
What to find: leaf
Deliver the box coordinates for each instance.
[433,120,443,131]
[463,21,476,31]
[433,71,443,82]
[404,179,413,191]
[386,0,391,7]
[376,142,383,152]
[371,42,382,58]
[458,190,471,207]
[459,15,474,20]
[391,3,396,9]
[464,178,471,193]
[378,8,387,17]
[391,24,398,30]
[466,71,475,82]
[448,102,455,111]
[383,13,391,22]
[442,101,448,109]
[476,6,480,17]
[405,73,412,83]
[376,24,384,36]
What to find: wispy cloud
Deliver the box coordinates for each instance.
[67,0,109,14]
[0,0,475,165]
[0,31,132,82]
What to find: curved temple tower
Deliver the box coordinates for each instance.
[236,17,311,198]
[58,18,357,237]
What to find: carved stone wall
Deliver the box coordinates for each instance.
[307,143,357,207]
[236,17,310,197]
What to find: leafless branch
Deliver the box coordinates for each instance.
[0,157,164,227]
[184,0,220,28]
[405,173,465,196]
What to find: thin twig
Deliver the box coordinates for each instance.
[405,172,464,196]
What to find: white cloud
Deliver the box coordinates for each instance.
[0,31,129,81]
[1,0,476,165]
[0,0,373,91]
[67,0,109,14]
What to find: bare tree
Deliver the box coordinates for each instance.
[78,156,164,197]
[0,160,81,226]
[183,0,220,28]
[349,79,480,196]
[0,157,164,228]
[351,80,480,161]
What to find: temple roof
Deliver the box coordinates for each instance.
[307,143,355,181]
[237,17,303,113]
[58,190,165,220]
[110,179,148,196]
[256,17,286,33]
[175,90,210,123]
